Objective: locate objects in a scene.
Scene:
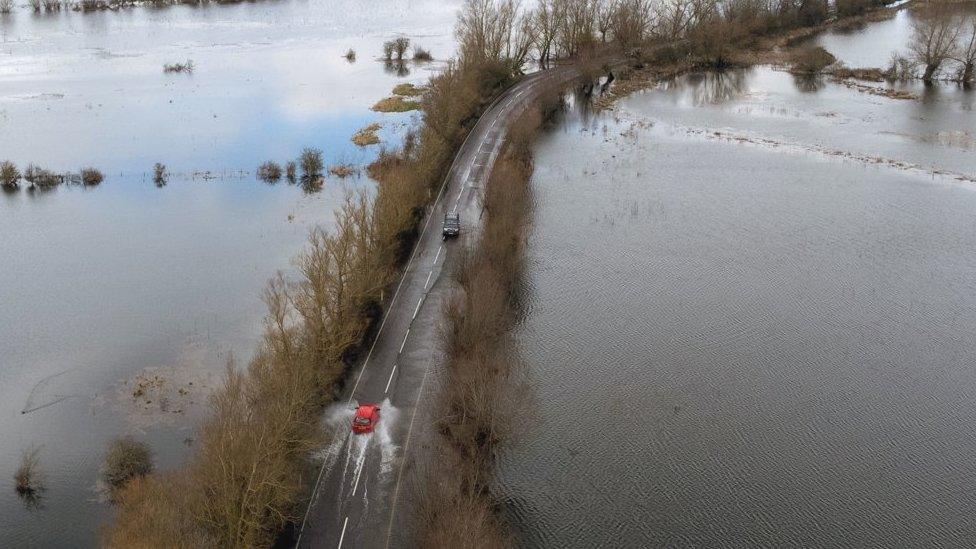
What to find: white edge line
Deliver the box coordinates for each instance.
[398,329,410,354]
[337,517,349,549]
[351,456,365,497]
[384,363,398,394]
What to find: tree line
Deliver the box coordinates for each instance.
[909,2,976,83]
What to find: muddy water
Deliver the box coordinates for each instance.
[0,1,458,546]
[497,53,976,549]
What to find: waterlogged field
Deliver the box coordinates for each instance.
[0,0,459,545]
[497,27,976,549]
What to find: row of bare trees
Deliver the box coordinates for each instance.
[456,0,875,70]
[910,3,976,83]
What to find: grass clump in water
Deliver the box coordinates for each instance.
[153,163,167,187]
[352,123,381,146]
[392,83,424,97]
[372,96,421,113]
[163,60,195,74]
[329,164,357,178]
[257,161,282,182]
[104,437,153,493]
[344,49,356,62]
[15,447,42,497]
[413,46,433,61]
[81,167,104,186]
[285,160,297,183]
[1,161,20,187]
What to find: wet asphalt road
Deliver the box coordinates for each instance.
[294,64,587,549]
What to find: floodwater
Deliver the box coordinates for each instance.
[812,4,976,70]
[0,0,458,546]
[498,21,976,549]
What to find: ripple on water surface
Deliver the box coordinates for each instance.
[497,65,976,547]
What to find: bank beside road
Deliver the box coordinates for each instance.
[295,62,592,549]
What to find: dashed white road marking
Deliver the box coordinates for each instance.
[351,452,366,497]
[337,517,349,549]
[412,297,423,320]
[434,246,443,263]
[384,363,397,394]
[424,270,433,290]
[398,329,410,355]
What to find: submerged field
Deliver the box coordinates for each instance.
[0,0,458,545]
[497,14,976,547]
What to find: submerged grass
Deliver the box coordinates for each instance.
[392,82,425,96]
[15,447,42,497]
[328,164,358,178]
[372,96,421,113]
[352,123,382,146]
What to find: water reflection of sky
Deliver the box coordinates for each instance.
[0,1,460,546]
[0,0,459,174]
[630,66,976,177]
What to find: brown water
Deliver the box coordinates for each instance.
[0,1,458,546]
[497,48,976,549]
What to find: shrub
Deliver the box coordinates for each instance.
[393,37,410,60]
[344,48,356,62]
[285,160,297,182]
[153,163,167,186]
[104,437,153,492]
[299,147,323,178]
[257,160,282,182]
[884,54,916,81]
[0,160,19,187]
[790,47,836,73]
[414,46,433,62]
[77,0,109,11]
[836,0,871,17]
[0,0,13,14]
[14,447,41,496]
[42,0,61,11]
[28,0,40,11]
[383,41,395,60]
[81,167,104,186]
[24,164,61,188]
[163,60,194,73]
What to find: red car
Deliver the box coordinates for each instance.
[352,403,380,434]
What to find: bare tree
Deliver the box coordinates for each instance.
[556,0,599,58]
[909,5,960,82]
[533,0,563,67]
[456,0,534,68]
[612,0,655,50]
[952,16,976,83]
[596,0,617,42]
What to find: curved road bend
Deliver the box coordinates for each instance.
[295,63,591,549]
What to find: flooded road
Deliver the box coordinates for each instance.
[0,0,458,545]
[497,30,976,549]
